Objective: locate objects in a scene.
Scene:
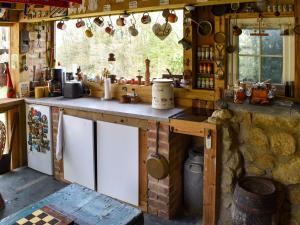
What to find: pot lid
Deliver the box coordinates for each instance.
[153,78,173,83]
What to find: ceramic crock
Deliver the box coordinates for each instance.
[152,79,174,109]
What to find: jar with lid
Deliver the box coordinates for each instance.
[207,63,212,74]
[234,82,246,104]
[199,64,203,73]
[197,76,201,89]
[201,78,206,88]
[209,47,214,60]
[209,78,214,89]
[205,47,210,60]
[205,78,210,89]
[202,63,207,74]
[200,47,205,60]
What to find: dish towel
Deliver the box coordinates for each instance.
[56,109,64,161]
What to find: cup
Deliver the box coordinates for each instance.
[85,28,93,38]
[105,25,114,35]
[94,16,104,27]
[178,38,192,50]
[57,21,66,30]
[44,86,49,97]
[76,19,85,28]
[116,16,126,26]
[167,10,178,23]
[35,87,44,99]
[141,12,151,24]
[128,25,138,36]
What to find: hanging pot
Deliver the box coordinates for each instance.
[197,20,213,36]
[226,17,235,53]
[146,121,169,179]
[211,5,228,16]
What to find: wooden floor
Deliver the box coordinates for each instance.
[0,168,201,225]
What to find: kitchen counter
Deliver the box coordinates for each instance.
[25,97,184,122]
[0,98,24,113]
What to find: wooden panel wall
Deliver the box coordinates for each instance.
[295,0,300,98]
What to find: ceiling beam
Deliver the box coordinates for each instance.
[0,0,82,8]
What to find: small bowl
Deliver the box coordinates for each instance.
[120,95,131,103]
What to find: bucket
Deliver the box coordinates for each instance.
[152,79,174,109]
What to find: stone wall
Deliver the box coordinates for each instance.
[212,105,300,225]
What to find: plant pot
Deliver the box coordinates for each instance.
[0,153,11,175]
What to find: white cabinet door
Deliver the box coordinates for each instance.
[26,104,53,175]
[97,121,139,206]
[63,115,95,190]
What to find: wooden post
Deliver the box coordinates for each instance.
[295,0,300,98]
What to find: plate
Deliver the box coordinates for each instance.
[214,32,226,43]
[197,20,213,36]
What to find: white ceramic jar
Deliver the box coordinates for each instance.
[152,79,174,109]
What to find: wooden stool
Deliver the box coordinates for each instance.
[0,193,4,210]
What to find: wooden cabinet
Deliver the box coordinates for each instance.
[63,115,95,190]
[96,121,139,206]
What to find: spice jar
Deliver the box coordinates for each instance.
[234,83,246,104]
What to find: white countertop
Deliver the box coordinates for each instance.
[25,97,185,122]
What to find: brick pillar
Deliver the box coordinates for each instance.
[147,122,190,219]
[51,107,64,181]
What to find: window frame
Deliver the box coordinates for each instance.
[228,17,295,86]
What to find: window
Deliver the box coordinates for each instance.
[230,18,295,85]
[55,10,183,78]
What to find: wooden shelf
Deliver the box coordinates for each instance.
[225,11,294,19]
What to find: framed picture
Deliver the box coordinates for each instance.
[19,82,30,98]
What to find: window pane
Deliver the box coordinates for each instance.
[239,29,259,55]
[261,29,282,56]
[239,56,259,82]
[261,57,283,83]
[56,11,183,78]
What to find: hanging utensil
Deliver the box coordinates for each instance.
[214,32,226,44]
[197,20,213,36]
[146,121,169,180]
[211,4,228,16]
[232,4,242,36]
[294,17,300,35]
[226,16,235,54]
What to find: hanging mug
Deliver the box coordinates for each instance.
[105,24,114,36]
[85,27,93,38]
[167,10,178,23]
[94,16,104,27]
[116,16,126,27]
[128,24,138,36]
[76,19,85,28]
[141,12,151,24]
[57,21,66,30]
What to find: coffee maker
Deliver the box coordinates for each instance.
[48,68,65,97]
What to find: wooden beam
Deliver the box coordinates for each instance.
[0,0,69,7]
[295,0,300,98]
[19,0,254,23]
